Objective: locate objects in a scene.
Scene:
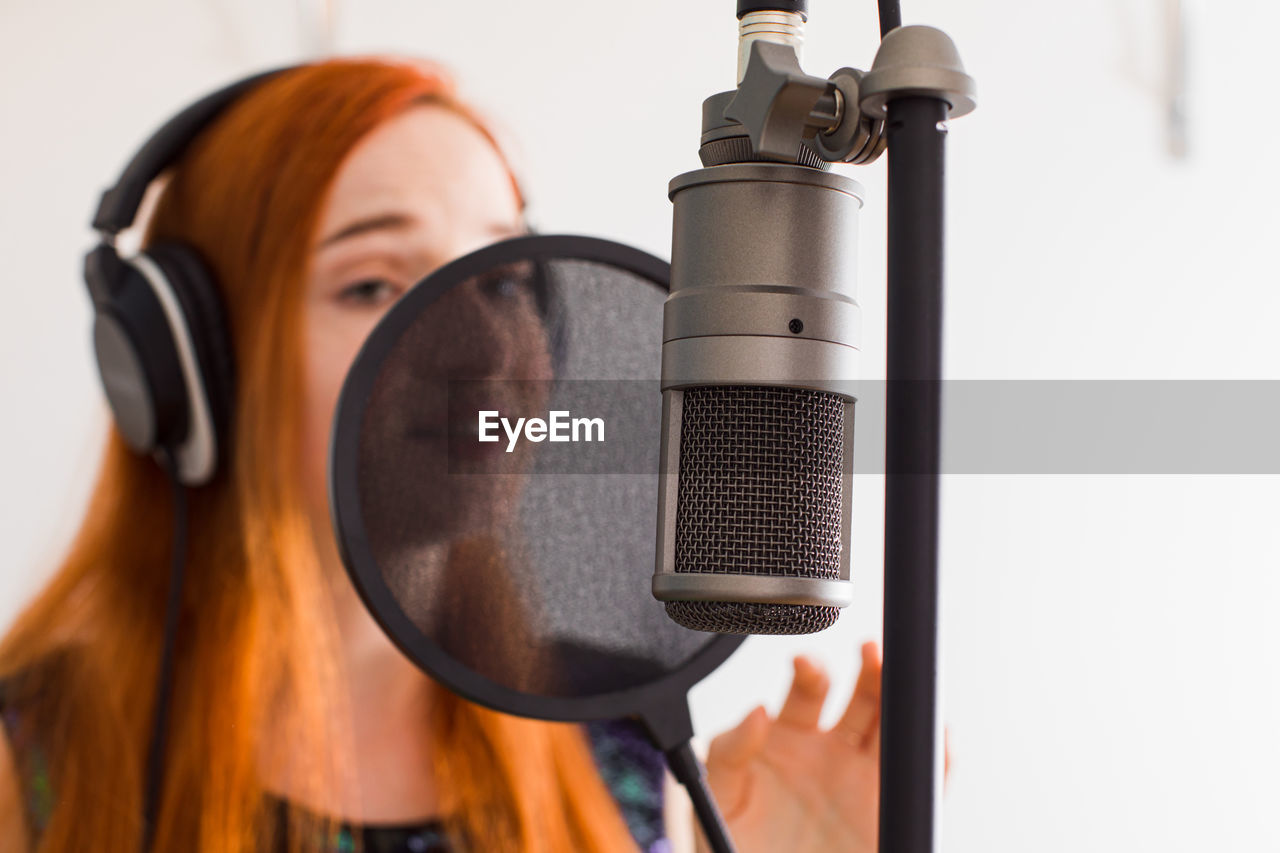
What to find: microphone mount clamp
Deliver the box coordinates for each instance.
[721,24,975,167]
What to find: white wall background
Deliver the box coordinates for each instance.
[3,0,1279,850]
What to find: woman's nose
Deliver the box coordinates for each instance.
[428,277,521,380]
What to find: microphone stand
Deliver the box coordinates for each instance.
[711,6,975,852]
[879,92,949,853]
[863,27,974,853]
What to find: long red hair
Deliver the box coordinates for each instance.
[0,58,638,852]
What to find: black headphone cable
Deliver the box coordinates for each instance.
[140,446,189,853]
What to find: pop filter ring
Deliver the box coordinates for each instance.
[328,233,745,749]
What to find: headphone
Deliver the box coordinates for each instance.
[83,69,286,486]
[85,65,537,488]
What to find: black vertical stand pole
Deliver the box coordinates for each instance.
[879,94,949,853]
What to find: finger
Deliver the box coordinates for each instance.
[776,655,831,730]
[835,641,882,746]
[944,727,952,787]
[706,705,770,773]
[705,705,770,821]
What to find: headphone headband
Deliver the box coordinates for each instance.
[84,68,294,486]
[91,68,291,236]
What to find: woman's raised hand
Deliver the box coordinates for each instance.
[699,641,885,853]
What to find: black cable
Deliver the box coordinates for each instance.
[140,447,190,853]
[877,0,902,37]
[736,0,807,20]
[664,741,737,853]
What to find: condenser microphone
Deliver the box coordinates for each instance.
[652,1,865,636]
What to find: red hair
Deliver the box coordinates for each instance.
[0,58,637,852]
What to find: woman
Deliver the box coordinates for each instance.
[0,57,886,852]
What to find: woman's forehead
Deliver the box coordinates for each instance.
[316,104,520,243]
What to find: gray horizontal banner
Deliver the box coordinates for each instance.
[428,380,1280,475]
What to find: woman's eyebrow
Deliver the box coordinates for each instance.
[316,211,417,250]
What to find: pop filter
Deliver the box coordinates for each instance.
[329,235,744,852]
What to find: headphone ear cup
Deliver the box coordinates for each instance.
[86,247,190,450]
[143,243,236,462]
[90,265,189,454]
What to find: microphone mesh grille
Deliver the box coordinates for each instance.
[664,601,840,635]
[669,385,845,635]
[675,385,844,578]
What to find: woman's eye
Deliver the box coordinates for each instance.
[481,263,534,300]
[485,276,519,298]
[337,279,401,307]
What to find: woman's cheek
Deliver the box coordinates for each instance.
[302,311,351,490]
[306,311,388,455]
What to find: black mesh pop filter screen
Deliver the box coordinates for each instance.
[329,235,743,726]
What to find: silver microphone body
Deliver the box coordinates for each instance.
[653,161,863,635]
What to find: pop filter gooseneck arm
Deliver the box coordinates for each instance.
[642,698,737,853]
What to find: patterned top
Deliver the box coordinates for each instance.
[0,689,668,852]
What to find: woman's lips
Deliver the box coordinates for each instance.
[405,407,516,464]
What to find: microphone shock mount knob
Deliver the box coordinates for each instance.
[724,40,841,162]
